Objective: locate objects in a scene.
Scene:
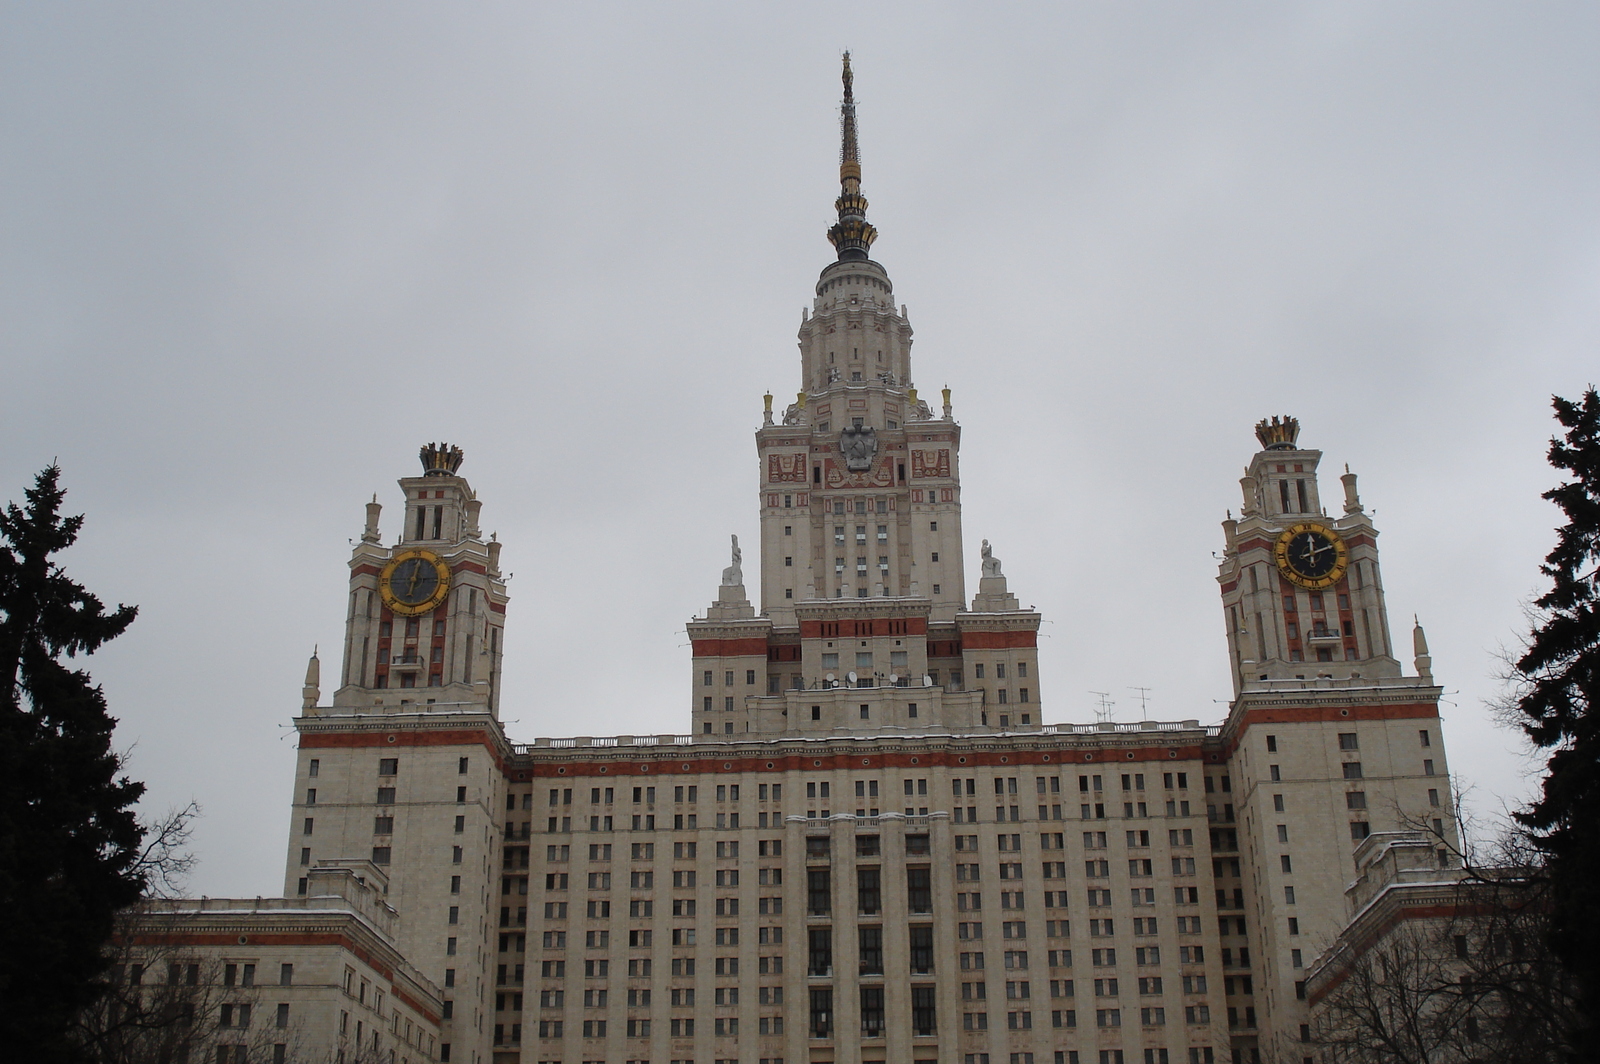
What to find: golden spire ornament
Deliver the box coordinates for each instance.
[826,52,878,261]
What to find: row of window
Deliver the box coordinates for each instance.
[304,756,472,778]
[1265,759,1438,781]
[975,1052,1215,1064]
[546,812,808,832]
[546,784,779,805]
[374,617,447,639]
[113,962,295,988]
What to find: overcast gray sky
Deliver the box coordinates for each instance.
[2,3,1596,897]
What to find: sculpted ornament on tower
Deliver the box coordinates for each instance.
[721,535,744,587]
[840,424,879,471]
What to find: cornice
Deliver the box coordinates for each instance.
[1232,683,1441,712]
[956,612,1042,629]
[295,710,503,735]
[792,598,933,619]
[509,725,1216,770]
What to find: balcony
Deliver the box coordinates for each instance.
[1306,625,1343,642]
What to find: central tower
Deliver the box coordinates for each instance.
[688,55,1043,739]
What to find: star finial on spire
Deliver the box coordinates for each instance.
[827,52,877,261]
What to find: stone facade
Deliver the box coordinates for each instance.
[243,57,1459,1064]
[114,865,442,1064]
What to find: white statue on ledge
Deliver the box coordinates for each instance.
[981,539,1004,578]
[721,535,744,586]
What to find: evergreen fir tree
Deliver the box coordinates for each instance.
[1515,387,1600,1051]
[0,465,144,1063]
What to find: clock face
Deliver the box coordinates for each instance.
[379,549,451,616]
[1273,523,1349,590]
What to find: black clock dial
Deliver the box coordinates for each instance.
[389,557,440,605]
[1286,530,1338,578]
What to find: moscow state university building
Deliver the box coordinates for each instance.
[285,58,1456,1064]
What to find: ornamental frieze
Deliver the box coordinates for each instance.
[824,458,894,488]
[911,448,951,478]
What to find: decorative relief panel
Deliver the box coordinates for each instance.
[824,459,894,489]
[911,449,952,479]
[767,454,806,483]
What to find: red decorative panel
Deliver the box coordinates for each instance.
[800,617,928,639]
[300,729,494,750]
[824,459,893,489]
[767,454,806,483]
[962,630,1038,649]
[691,638,770,657]
[911,449,951,478]
[1236,702,1438,730]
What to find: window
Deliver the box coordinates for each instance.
[1342,763,1364,780]
[912,985,937,1036]
[379,758,398,776]
[908,867,932,913]
[1346,791,1366,809]
[910,925,935,973]
[1424,759,1436,776]
[1265,735,1277,752]
[810,987,833,1037]
[1338,733,1359,751]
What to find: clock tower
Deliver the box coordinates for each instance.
[1216,416,1401,693]
[288,444,513,1064]
[1215,416,1450,1057]
[331,443,510,714]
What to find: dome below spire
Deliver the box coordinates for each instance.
[827,52,878,262]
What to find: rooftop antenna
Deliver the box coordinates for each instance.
[1128,686,1151,721]
[1090,691,1115,724]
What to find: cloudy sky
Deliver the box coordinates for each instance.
[2,3,1596,897]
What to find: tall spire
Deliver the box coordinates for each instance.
[827,52,878,261]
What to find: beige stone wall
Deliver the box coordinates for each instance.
[128,885,441,1064]
[1224,687,1455,1055]
[285,713,509,1064]
[492,731,1237,1064]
